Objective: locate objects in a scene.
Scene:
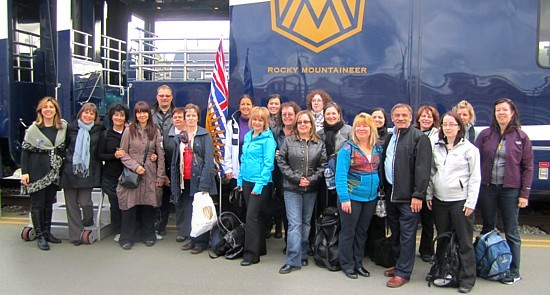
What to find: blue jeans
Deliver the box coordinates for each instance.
[478,185,521,275]
[284,190,317,267]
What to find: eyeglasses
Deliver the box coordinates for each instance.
[442,123,458,128]
[297,120,311,125]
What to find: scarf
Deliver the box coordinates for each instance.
[323,120,344,157]
[22,121,67,193]
[72,119,94,177]
[312,110,324,131]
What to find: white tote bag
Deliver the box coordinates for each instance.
[190,192,218,237]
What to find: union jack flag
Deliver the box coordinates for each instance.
[206,40,228,175]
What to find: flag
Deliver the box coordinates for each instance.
[297,53,308,101]
[206,40,228,176]
[243,48,254,97]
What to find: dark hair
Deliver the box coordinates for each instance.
[107,103,129,124]
[267,94,282,105]
[129,101,156,140]
[76,102,100,124]
[371,107,388,129]
[184,103,201,121]
[323,102,346,124]
[438,112,466,145]
[490,98,521,133]
[172,107,185,116]
[306,89,332,110]
[276,101,301,126]
[239,94,255,106]
[414,105,440,130]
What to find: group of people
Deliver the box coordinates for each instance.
[20,88,532,292]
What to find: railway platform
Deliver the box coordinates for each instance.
[0,215,549,295]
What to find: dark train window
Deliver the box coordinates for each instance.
[539,0,550,67]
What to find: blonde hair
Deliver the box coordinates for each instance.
[248,106,270,131]
[351,113,378,147]
[452,100,476,125]
[35,97,63,129]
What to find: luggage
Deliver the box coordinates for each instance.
[209,211,246,260]
[313,207,341,271]
[474,230,512,281]
[426,232,460,288]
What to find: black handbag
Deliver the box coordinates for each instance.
[119,137,150,189]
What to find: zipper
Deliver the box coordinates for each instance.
[304,139,309,192]
[390,130,399,202]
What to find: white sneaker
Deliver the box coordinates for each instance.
[156,233,163,240]
[113,234,120,242]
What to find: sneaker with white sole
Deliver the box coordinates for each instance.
[113,234,120,242]
[501,273,522,285]
[156,233,163,240]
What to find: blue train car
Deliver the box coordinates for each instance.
[229,0,550,200]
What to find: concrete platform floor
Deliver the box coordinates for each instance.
[0,221,549,294]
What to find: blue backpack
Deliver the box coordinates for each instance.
[474,230,512,280]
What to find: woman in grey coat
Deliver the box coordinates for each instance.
[171,103,217,254]
[117,101,165,250]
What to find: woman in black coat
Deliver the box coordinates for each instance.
[60,103,105,246]
[21,97,67,250]
[98,103,129,242]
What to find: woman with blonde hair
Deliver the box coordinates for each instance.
[21,97,67,250]
[335,113,380,279]
[452,100,477,143]
[238,106,277,266]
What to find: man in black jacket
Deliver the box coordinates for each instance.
[379,103,432,288]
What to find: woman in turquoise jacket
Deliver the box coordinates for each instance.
[238,106,277,266]
[335,113,380,279]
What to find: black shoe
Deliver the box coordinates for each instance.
[501,273,522,285]
[45,233,62,244]
[82,220,94,227]
[344,270,358,279]
[356,267,371,277]
[301,259,309,266]
[144,240,155,247]
[37,236,50,251]
[279,264,301,274]
[176,236,188,243]
[181,243,194,251]
[240,260,258,266]
[458,287,472,293]
[121,242,133,250]
[72,240,83,246]
[421,254,431,262]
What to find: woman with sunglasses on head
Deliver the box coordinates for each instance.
[277,110,326,274]
[475,98,533,285]
[427,112,481,294]
[21,97,67,250]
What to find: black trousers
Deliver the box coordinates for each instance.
[432,198,476,289]
[418,200,434,256]
[120,205,156,245]
[242,180,269,263]
[29,184,58,212]
[155,186,172,232]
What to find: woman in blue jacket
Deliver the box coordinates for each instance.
[238,106,277,266]
[335,113,380,279]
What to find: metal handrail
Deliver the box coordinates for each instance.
[101,34,126,87]
[12,29,40,82]
[72,30,93,60]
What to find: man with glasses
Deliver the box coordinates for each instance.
[379,103,432,288]
[152,85,176,238]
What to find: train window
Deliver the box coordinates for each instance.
[539,0,550,67]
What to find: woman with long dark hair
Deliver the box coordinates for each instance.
[21,97,67,250]
[475,98,533,284]
[116,101,165,250]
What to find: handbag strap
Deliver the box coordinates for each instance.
[140,137,150,166]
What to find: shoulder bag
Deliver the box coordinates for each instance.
[119,137,150,189]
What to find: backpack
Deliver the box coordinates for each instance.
[209,211,246,260]
[474,230,512,281]
[314,207,341,271]
[371,218,395,268]
[426,232,460,288]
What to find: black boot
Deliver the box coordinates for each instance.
[43,208,61,244]
[31,209,50,251]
